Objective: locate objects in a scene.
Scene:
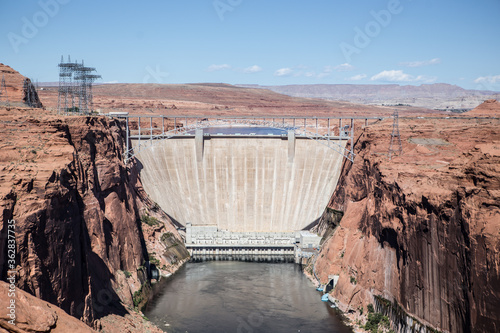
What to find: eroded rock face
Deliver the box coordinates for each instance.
[0,107,147,324]
[314,113,500,332]
[0,281,96,332]
[0,63,42,107]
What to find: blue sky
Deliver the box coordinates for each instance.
[1,0,499,90]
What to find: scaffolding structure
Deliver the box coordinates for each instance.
[57,56,101,114]
[388,110,403,160]
[0,74,8,106]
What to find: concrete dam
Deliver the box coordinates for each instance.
[125,116,356,259]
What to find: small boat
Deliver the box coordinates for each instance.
[321,294,329,302]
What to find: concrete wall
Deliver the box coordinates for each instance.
[134,136,346,232]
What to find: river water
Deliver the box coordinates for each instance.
[144,261,351,333]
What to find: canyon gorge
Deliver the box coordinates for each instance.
[0,62,499,332]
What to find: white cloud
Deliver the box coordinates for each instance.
[346,74,367,81]
[474,75,500,84]
[371,70,413,82]
[370,70,436,83]
[399,58,441,68]
[316,72,331,79]
[104,80,119,84]
[207,64,231,72]
[274,68,293,77]
[243,65,263,74]
[273,64,352,79]
[333,63,354,71]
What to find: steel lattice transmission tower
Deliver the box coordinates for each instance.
[0,74,8,106]
[57,56,101,114]
[388,110,403,160]
[57,55,79,114]
[73,60,101,114]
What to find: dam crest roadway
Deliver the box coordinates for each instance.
[115,114,379,260]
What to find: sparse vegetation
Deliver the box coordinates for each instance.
[151,202,160,212]
[66,107,79,113]
[367,303,374,313]
[363,311,391,333]
[149,254,160,267]
[350,276,357,284]
[364,312,384,333]
[141,214,160,226]
[133,286,144,308]
[124,270,132,278]
[161,232,174,244]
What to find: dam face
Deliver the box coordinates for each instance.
[134,130,347,233]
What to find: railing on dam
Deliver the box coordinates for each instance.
[112,114,382,163]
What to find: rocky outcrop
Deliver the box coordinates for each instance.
[0,63,42,108]
[465,99,499,117]
[0,105,187,330]
[314,113,500,332]
[0,281,96,332]
[0,108,146,324]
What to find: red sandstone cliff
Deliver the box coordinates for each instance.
[0,281,96,332]
[0,106,145,323]
[314,110,500,332]
[0,63,42,108]
[0,105,185,331]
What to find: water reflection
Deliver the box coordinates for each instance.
[145,262,351,333]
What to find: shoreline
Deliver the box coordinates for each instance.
[302,262,369,333]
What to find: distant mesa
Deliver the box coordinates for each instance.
[238,83,500,111]
[466,99,500,116]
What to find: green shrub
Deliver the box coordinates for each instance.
[133,287,144,308]
[381,315,390,328]
[161,232,174,244]
[364,312,383,333]
[350,276,357,284]
[149,255,160,266]
[124,271,132,278]
[141,214,159,226]
[367,303,374,313]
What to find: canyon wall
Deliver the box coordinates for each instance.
[0,105,186,331]
[0,109,146,324]
[314,114,500,332]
